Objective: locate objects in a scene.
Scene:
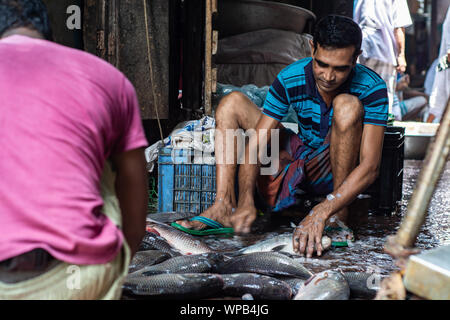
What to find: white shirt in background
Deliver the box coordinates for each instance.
[428,7,450,121]
[354,0,412,67]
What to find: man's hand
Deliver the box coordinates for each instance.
[292,206,329,258]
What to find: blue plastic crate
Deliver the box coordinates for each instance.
[158,147,216,213]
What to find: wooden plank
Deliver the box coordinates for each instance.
[181,0,204,117]
[212,67,217,93]
[83,0,169,120]
[212,30,219,55]
[204,0,213,115]
[107,0,119,67]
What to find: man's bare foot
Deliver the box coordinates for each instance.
[230,205,257,234]
[175,200,234,230]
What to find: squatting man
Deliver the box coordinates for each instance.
[178,15,389,258]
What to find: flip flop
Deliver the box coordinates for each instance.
[324,226,355,247]
[171,216,234,236]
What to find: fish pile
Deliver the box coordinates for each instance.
[122,219,381,300]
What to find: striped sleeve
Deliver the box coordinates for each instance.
[360,81,389,126]
[262,75,290,121]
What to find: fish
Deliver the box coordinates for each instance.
[146,212,197,224]
[342,271,383,298]
[122,273,224,299]
[221,273,292,300]
[128,250,171,273]
[138,231,182,257]
[216,252,313,279]
[147,219,214,255]
[127,253,226,277]
[279,277,307,296]
[294,270,350,300]
[236,232,332,256]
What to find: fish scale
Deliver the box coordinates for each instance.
[138,231,182,257]
[128,250,172,273]
[294,270,350,300]
[127,253,225,277]
[216,252,313,279]
[237,233,332,255]
[342,271,382,298]
[221,273,293,300]
[147,220,214,255]
[122,273,224,299]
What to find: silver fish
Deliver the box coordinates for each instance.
[122,273,224,299]
[138,231,182,257]
[147,220,215,255]
[237,233,332,256]
[294,270,350,300]
[279,277,307,296]
[221,273,292,300]
[216,252,313,279]
[342,271,383,298]
[128,253,225,277]
[146,212,197,224]
[128,250,171,273]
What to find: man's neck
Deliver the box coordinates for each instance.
[317,86,337,107]
[1,27,45,40]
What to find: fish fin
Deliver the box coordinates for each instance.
[271,245,286,252]
[222,250,242,258]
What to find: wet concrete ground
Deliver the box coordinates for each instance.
[202,160,450,276]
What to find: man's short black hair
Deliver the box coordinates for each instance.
[313,15,362,61]
[0,0,52,40]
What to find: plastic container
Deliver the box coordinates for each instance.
[158,147,216,213]
[366,126,405,214]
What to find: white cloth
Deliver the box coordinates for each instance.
[354,0,412,66]
[424,59,438,96]
[393,94,427,120]
[144,116,216,172]
[429,8,450,121]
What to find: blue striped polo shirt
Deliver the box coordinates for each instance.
[262,57,388,149]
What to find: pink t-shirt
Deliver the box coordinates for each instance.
[0,35,148,265]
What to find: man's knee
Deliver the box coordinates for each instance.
[332,94,363,131]
[215,91,248,121]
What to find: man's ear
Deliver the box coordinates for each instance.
[353,49,363,64]
[309,39,315,57]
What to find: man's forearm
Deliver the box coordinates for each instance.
[113,149,148,258]
[394,27,407,72]
[314,161,380,221]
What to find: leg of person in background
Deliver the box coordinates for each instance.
[427,67,450,123]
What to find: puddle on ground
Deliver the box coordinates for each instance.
[202,160,450,276]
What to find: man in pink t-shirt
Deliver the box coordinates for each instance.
[0,0,148,299]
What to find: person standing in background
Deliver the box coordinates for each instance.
[353,0,413,115]
[426,7,450,123]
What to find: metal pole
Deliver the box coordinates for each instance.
[385,99,450,257]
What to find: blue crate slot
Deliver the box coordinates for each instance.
[158,147,216,214]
